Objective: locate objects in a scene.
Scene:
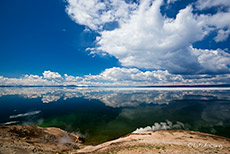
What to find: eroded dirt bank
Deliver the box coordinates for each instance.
[0,125,83,154]
[0,125,229,154]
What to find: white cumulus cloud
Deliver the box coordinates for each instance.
[66,0,137,30]
[43,70,62,79]
[214,29,230,42]
[196,0,230,10]
[66,0,230,74]
[191,47,230,74]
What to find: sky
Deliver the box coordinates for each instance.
[0,0,230,86]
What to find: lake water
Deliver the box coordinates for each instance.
[0,87,230,145]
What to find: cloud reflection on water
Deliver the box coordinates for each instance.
[0,87,229,106]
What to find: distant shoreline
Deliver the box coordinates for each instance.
[1,84,230,88]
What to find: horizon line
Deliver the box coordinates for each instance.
[0,84,230,88]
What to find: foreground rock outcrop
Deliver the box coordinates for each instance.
[0,125,229,154]
[0,125,83,154]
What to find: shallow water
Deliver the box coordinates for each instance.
[0,87,229,144]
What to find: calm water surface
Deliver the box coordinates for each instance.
[0,87,229,144]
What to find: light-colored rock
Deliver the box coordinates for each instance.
[77,130,230,154]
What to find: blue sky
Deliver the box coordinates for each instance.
[0,0,230,86]
[0,0,119,77]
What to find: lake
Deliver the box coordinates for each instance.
[0,87,229,145]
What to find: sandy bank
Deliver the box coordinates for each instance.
[0,125,229,154]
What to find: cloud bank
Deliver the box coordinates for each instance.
[0,69,229,86]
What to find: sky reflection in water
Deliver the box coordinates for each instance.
[0,87,229,144]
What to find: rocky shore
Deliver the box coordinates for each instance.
[0,125,229,154]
